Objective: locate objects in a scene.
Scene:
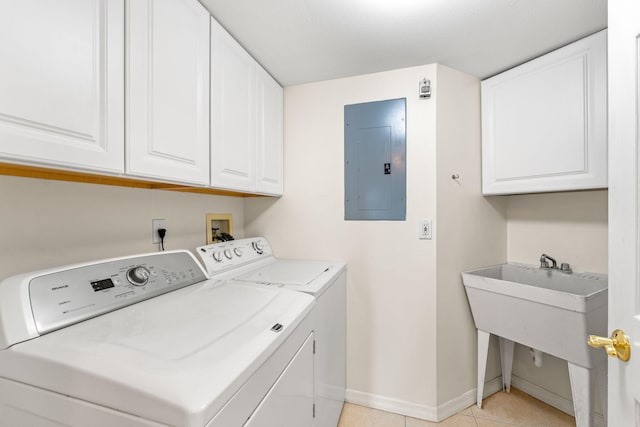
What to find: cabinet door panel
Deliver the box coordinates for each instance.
[256,67,284,195]
[210,18,256,192]
[127,0,209,185]
[492,58,587,180]
[243,334,314,427]
[0,0,124,173]
[482,30,607,195]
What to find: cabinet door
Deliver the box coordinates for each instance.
[243,333,314,427]
[127,0,210,185]
[210,18,256,192]
[481,30,607,195]
[255,67,284,196]
[0,0,124,173]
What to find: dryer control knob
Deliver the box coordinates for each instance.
[252,241,264,254]
[224,249,233,260]
[127,266,150,286]
[212,252,223,262]
[233,248,243,257]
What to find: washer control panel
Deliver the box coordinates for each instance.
[29,251,207,334]
[197,237,273,274]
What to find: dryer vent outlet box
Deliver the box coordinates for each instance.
[344,98,407,221]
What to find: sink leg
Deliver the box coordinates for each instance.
[568,362,595,427]
[498,337,514,393]
[477,330,490,408]
[596,361,607,425]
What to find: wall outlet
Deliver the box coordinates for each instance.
[419,219,432,240]
[152,219,166,244]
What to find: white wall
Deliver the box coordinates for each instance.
[507,190,608,273]
[245,64,441,410]
[434,65,507,406]
[0,175,244,276]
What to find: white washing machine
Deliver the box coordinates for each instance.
[196,237,346,427]
[0,250,316,427]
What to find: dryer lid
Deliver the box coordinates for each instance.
[235,260,333,286]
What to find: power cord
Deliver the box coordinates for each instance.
[157,228,167,251]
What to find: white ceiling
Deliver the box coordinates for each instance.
[199,0,607,87]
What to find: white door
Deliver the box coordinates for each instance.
[210,18,256,192]
[0,0,124,174]
[126,0,210,185]
[608,0,640,425]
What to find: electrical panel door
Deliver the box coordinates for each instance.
[344,98,406,220]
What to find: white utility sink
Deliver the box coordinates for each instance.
[462,263,608,427]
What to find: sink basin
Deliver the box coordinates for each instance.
[462,263,607,368]
[463,263,608,426]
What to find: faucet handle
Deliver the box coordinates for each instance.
[560,263,572,274]
[539,253,558,269]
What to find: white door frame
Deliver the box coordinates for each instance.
[607,0,640,425]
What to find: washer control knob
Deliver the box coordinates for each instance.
[252,241,264,254]
[233,248,243,257]
[212,252,223,262]
[224,249,233,260]
[127,266,150,286]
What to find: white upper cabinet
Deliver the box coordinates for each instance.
[126,0,210,185]
[210,18,284,196]
[255,67,284,195]
[0,0,124,173]
[0,2,282,194]
[481,30,607,195]
[210,18,256,192]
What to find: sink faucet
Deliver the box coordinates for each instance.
[539,254,557,269]
[539,253,572,273]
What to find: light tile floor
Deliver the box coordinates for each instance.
[338,388,576,426]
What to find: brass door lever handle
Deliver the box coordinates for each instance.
[588,329,631,362]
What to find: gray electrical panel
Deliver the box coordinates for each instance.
[344,98,406,220]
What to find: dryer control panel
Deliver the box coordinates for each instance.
[28,251,207,335]
[197,238,273,274]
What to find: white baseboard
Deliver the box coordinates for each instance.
[345,388,438,421]
[346,375,605,426]
[436,376,503,420]
[345,376,503,422]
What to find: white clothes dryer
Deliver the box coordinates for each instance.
[196,237,347,427]
[0,250,315,427]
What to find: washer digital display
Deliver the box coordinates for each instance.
[91,278,115,292]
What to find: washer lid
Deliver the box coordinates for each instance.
[235,260,336,287]
[0,280,314,426]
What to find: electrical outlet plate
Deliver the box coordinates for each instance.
[152,219,166,244]
[419,219,432,240]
